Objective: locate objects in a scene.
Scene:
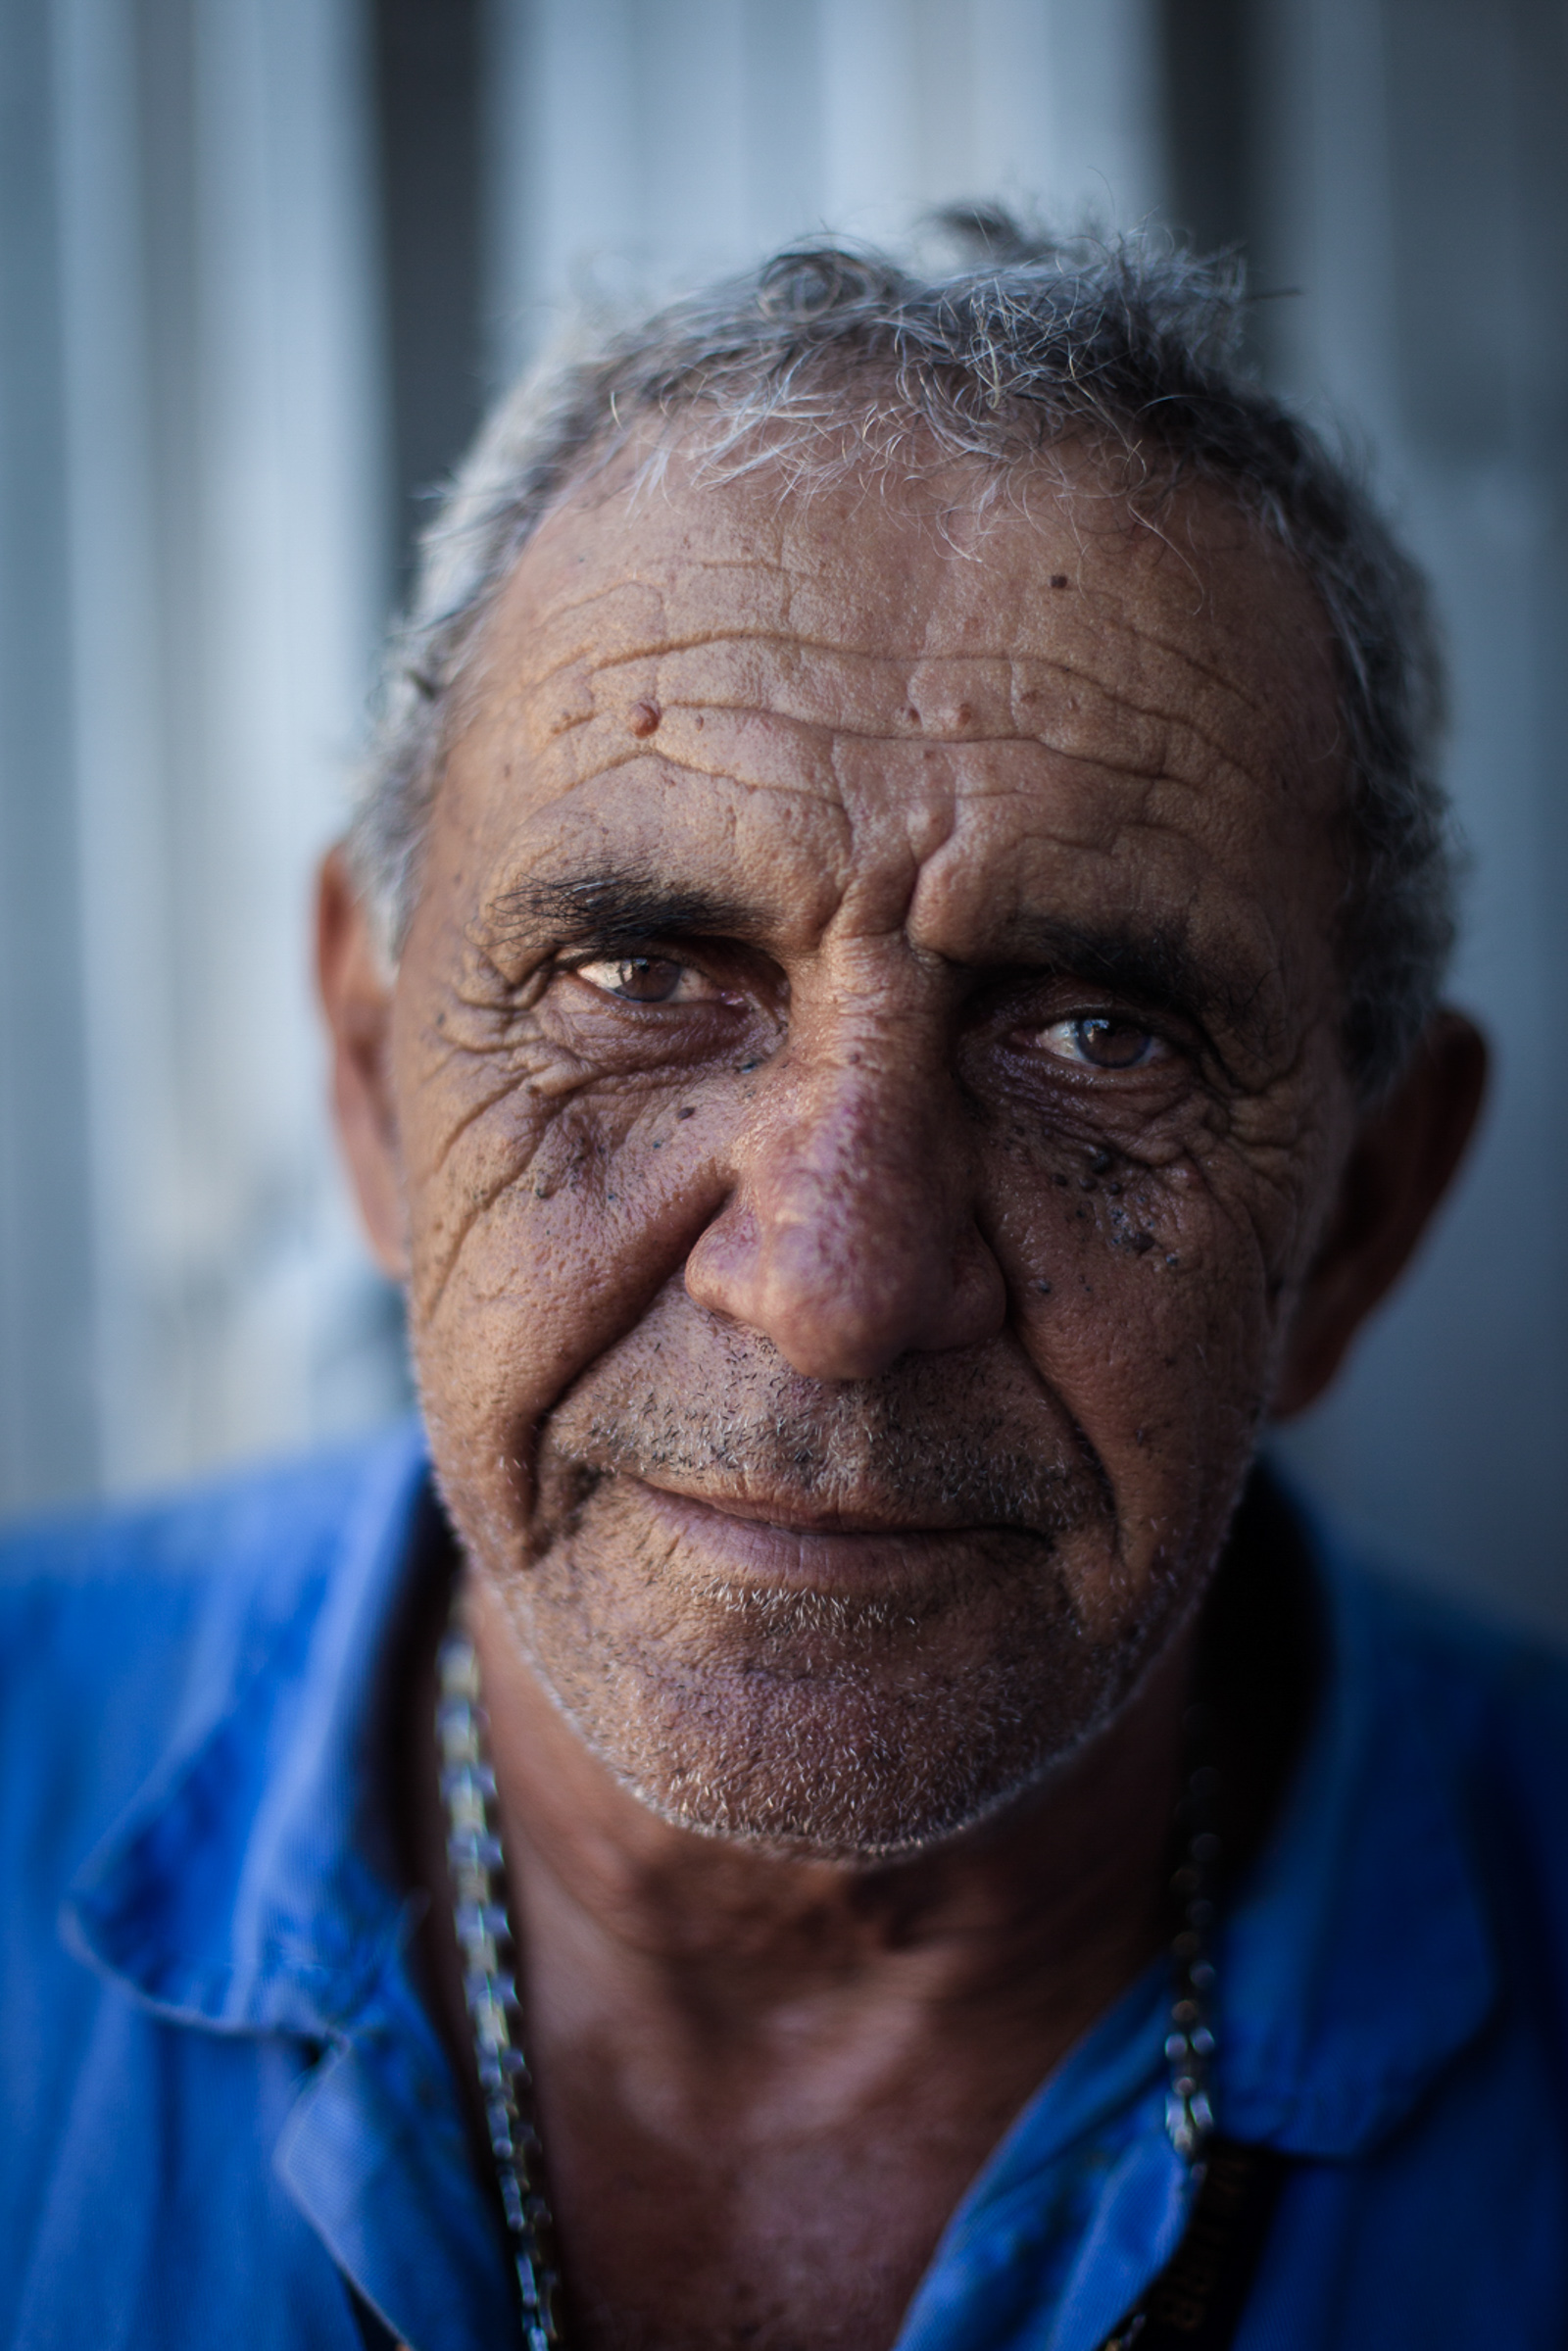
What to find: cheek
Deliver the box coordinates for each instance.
[985,1121,1320,1548]
[400,1038,732,1558]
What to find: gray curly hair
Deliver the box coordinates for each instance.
[351,207,1457,1098]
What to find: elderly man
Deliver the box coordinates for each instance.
[4,218,1565,2351]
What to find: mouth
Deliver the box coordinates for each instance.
[632,1477,1038,1594]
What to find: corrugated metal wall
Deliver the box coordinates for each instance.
[1,0,403,1499]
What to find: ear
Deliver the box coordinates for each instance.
[317,845,409,1281]
[1272,1009,1489,1418]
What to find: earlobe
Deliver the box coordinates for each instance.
[316,846,410,1281]
[1272,1009,1488,1419]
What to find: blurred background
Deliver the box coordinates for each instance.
[2,0,1564,1630]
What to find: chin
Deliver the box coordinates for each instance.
[492,1526,1180,1863]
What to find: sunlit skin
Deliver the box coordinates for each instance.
[319,431,1484,2351]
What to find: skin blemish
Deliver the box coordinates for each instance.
[677,1106,696,1119]
[528,1061,594,1101]
[1130,1231,1156,1254]
[956,704,973,727]
[1035,1280,1053,1296]
[1088,1148,1115,1176]
[1050,572,1070,589]
[628,700,662,738]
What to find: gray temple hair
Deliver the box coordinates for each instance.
[350,206,1457,1098]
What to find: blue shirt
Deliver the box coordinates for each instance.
[2,1423,1566,2349]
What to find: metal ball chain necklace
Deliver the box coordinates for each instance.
[438,1626,566,2350]
[436,1611,1225,2351]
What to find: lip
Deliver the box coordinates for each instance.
[634,1478,1009,1593]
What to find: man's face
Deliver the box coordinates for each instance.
[388,439,1351,1858]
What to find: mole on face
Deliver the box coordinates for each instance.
[628,700,662,738]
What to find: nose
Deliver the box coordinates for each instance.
[684,1028,1006,1382]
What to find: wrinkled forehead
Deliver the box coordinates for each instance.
[435,439,1346,1050]
[472,432,1337,701]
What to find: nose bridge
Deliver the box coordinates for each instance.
[684,959,1006,1381]
[765,1003,948,1234]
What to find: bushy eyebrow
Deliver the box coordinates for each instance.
[1001,915,1264,1049]
[487,866,758,956]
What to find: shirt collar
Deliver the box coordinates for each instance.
[61,1423,518,2351]
[65,1421,433,2038]
[1211,1517,1496,2155]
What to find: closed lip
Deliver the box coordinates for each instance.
[633,1477,1022,1592]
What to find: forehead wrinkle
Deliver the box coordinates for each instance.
[488,549,1305,792]
[514,700,1283,857]
[506,630,1285,820]
[503,539,1277,695]
[776,535,1287,715]
[513,674,1274,835]
[1090,613,1269,715]
[500,439,1327,703]
[563,636,1265,761]
[507,631,1282,808]
[488,559,799,682]
[500,604,1298,808]
[501,726,1236,845]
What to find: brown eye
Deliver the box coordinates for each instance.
[577,955,688,1004]
[1071,1016,1158,1068]
[1036,1015,1165,1070]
